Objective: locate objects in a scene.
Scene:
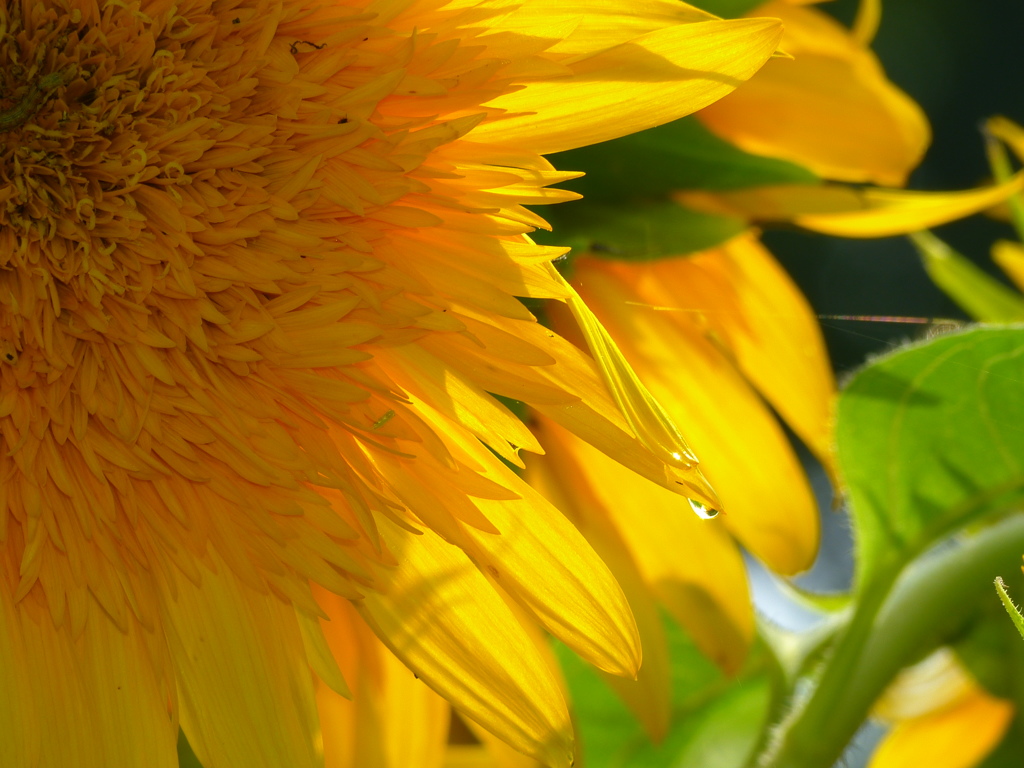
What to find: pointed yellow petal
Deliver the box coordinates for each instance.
[526,441,672,736]
[624,233,836,477]
[677,174,1024,237]
[555,265,699,471]
[992,239,1024,293]
[463,472,644,679]
[987,115,1024,164]
[15,600,177,768]
[477,308,721,507]
[851,0,882,46]
[315,594,449,768]
[0,587,39,767]
[570,260,820,575]
[157,558,321,768]
[474,18,783,154]
[699,1,927,185]
[869,689,1013,768]
[359,516,574,768]
[489,0,716,57]
[534,418,753,672]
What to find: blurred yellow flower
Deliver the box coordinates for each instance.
[699,0,929,186]
[869,648,1013,768]
[0,1,782,766]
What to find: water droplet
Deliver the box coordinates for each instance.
[688,498,719,519]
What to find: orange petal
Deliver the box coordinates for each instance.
[315,594,449,768]
[157,556,321,768]
[11,595,177,768]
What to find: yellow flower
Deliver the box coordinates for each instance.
[698,0,930,186]
[0,1,782,766]
[869,648,1013,768]
[676,7,1024,238]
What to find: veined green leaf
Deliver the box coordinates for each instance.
[836,326,1024,592]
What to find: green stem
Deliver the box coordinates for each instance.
[996,577,1024,641]
[760,514,1024,768]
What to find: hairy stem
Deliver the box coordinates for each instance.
[760,514,1024,768]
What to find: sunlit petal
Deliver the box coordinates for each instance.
[699,0,927,185]
[677,175,1024,237]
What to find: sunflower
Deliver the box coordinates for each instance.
[0,0,783,765]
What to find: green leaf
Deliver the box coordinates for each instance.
[557,614,774,768]
[538,201,745,261]
[535,117,815,259]
[551,117,817,205]
[909,231,1024,322]
[836,326,1024,592]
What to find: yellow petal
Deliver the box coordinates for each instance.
[553,265,701,471]
[315,594,449,768]
[366,395,642,680]
[12,598,176,768]
[987,115,1024,164]
[851,0,882,47]
[525,438,672,737]
[698,1,928,185]
[992,239,1024,293]
[473,309,722,506]
[359,516,574,768]
[534,417,753,672]
[869,689,1013,768]
[157,556,321,768]
[677,174,1024,237]
[488,0,716,56]
[0,586,39,767]
[622,233,836,477]
[474,18,783,154]
[569,259,820,575]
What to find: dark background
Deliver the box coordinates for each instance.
[766,0,1024,373]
